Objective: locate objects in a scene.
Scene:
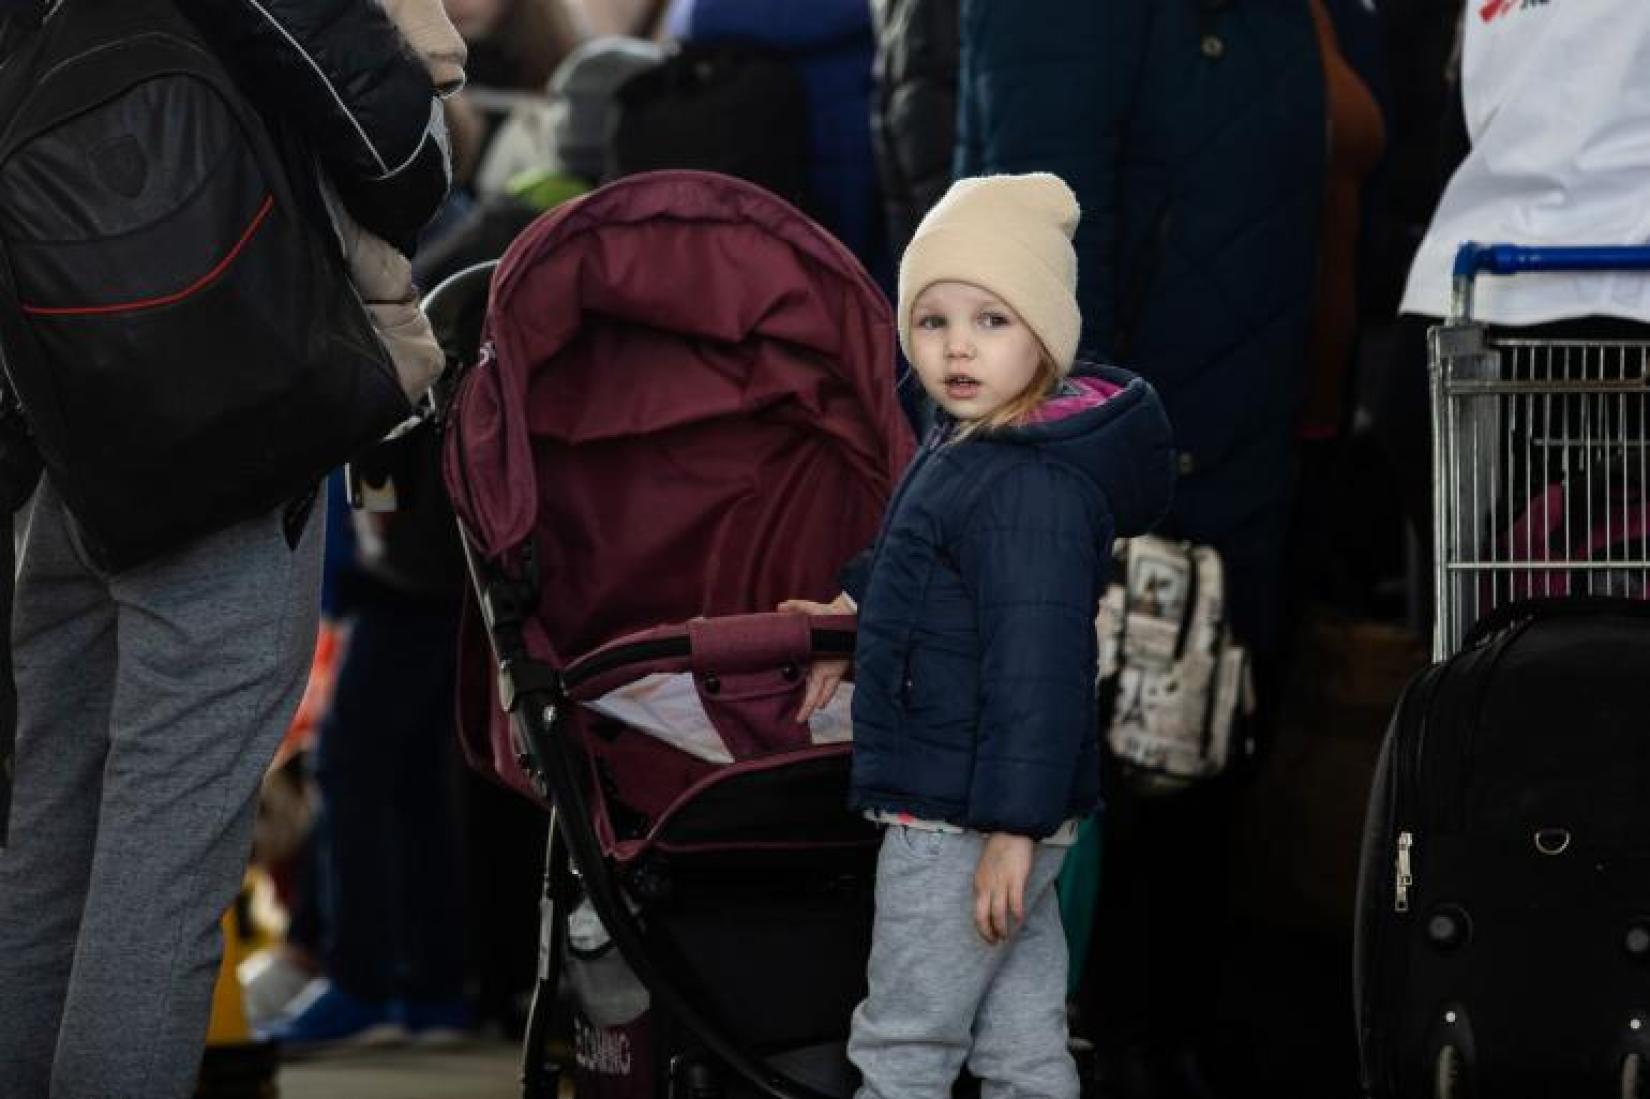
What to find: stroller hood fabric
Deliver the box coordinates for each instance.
[444,171,913,797]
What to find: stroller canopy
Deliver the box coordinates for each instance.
[444,169,913,667]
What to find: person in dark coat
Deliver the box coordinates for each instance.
[666,0,890,286]
[869,0,959,262]
[953,2,1326,1092]
[869,0,960,431]
[783,173,1174,1099]
[0,0,450,1094]
[957,0,1322,664]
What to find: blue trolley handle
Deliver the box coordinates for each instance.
[1451,242,1650,320]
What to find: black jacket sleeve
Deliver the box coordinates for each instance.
[176,0,450,247]
[871,0,960,258]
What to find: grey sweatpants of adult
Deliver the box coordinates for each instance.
[848,826,1079,1099]
[0,479,322,1099]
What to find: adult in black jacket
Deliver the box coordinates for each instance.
[0,2,449,1095]
[870,0,959,261]
[177,0,453,248]
[954,2,1326,1094]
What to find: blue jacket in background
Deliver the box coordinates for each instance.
[842,368,1175,839]
[667,0,891,288]
[956,0,1324,657]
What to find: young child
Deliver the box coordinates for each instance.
[783,172,1174,1098]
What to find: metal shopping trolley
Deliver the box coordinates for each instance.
[1430,243,1650,659]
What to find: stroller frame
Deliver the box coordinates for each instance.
[467,549,855,1099]
[424,257,872,1099]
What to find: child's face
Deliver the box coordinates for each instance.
[908,282,1043,422]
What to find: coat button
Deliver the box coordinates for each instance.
[703,674,721,695]
[1201,34,1225,60]
[781,663,801,683]
[1177,452,1197,476]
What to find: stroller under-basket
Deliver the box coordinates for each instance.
[435,171,915,1099]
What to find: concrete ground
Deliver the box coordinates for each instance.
[278,1039,524,1099]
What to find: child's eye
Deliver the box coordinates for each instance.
[915,314,945,330]
[979,312,1011,328]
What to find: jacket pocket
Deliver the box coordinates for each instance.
[894,560,945,711]
[897,643,915,711]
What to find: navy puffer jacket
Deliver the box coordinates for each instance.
[843,367,1174,838]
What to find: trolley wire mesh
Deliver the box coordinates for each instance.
[1430,329,1650,657]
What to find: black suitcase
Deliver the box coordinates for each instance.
[1355,598,1650,1098]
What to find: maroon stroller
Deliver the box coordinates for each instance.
[439,171,914,1098]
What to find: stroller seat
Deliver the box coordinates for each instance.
[563,611,872,862]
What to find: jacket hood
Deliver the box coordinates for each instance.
[989,364,1175,538]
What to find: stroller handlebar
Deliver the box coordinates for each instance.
[561,612,856,699]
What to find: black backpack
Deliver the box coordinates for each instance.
[0,0,411,572]
[608,41,814,216]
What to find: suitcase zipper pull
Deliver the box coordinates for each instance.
[1395,831,1414,913]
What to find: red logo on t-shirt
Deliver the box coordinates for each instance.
[1481,0,1548,23]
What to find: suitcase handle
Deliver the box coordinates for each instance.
[1463,595,1650,650]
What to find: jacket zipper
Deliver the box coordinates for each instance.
[857,423,946,595]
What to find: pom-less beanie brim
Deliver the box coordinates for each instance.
[897,223,1082,372]
[895,173,1083,374]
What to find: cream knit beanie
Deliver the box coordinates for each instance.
[897,172,1082,373]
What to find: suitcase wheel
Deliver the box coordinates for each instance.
[1625,1052,1648,1099]
[1434,1044,1466,1099]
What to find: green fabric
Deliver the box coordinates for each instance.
[506,170,591,213]
[1056,813,1103,997]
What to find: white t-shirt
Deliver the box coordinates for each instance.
[1401,0,1650,323]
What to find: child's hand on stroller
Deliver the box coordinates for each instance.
[777,593,855,724]
[973,833,1034,945]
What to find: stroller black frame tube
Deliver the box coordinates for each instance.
[455,536,843,1099]
[511,691,844,1099]
[520,804,570,1099]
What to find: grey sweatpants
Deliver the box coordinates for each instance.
[848,827,1079,1099]
[0,479,321,1099]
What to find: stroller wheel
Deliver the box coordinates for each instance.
[670,1056,723,1099]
